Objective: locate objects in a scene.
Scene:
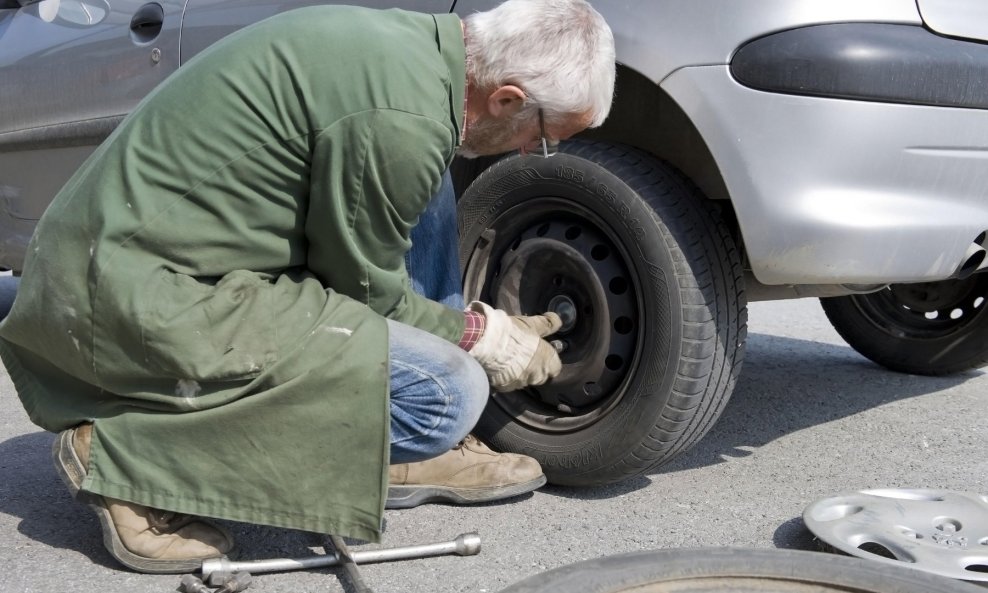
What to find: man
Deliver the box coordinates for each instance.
[0,0,616,573]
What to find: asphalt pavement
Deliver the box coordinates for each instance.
[1,279,985,593]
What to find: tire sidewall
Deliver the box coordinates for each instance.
[495,548,980,593]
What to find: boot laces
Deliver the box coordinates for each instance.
[454,435,493,455]
[146,509,184,535]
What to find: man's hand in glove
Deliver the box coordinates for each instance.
[466,301,563,392]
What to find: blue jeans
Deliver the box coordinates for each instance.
[389,172,488,464]
[405,172,464,311]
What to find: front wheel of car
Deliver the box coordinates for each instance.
[457,141,747,487]
[820,276,988,375]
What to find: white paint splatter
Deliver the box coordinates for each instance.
[323,326,353,336]
[175,379,202,398]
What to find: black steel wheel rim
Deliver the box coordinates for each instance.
[463,196,646,433]
[853,275,988,339]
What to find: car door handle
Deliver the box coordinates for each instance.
[130,2,163,43]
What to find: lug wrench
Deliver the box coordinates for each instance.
[201,532,481,579]
[326,534,373,593]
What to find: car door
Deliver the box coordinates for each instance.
[0,0,453,272]
[0,0,183,269]
[180,0,455,62]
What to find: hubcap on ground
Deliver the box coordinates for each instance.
[804,489,988,582]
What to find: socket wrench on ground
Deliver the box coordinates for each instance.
[179,571,251,593]
[201,532,481,578]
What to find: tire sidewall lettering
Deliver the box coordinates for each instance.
[555,164,647,241]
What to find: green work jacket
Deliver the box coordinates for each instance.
[0,6,466,542]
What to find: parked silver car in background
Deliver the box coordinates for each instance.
[2,0,987,487]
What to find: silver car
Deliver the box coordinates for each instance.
[2,0,986,486]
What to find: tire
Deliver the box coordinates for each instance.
[495,548,982,593]
[457,140,746,486]
[820,275,988,375]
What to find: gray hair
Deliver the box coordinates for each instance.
[464,0,616,127]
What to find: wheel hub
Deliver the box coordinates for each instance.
[868,274,988,335]
[475,211,642,431]
[890,280,977,313]
[547,294,578,333]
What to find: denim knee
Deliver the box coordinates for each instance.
[430,350,488,452]
[388,319,490,463]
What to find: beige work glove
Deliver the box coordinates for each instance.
[466,301,563,392]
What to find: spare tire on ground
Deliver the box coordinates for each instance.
[495,547,983,593]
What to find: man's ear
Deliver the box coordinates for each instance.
[487,85,527,119]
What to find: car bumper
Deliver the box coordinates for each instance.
[664,65,988,285]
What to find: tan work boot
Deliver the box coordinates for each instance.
[386,435,546,509]
[52,423,234,574]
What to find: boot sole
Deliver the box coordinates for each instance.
[52,428,228,574]
[51,428,86,498]
[385,475,547,510]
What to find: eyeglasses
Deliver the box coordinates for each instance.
[527,108,559,158]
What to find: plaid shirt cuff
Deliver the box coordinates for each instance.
[458,310,486,351]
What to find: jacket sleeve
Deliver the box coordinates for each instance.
[305,109,465,343]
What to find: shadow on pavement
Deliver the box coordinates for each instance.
[660,332,978,474]
[772,516,820,551]
[0,431,120,569]
[540,330,980,503]
[0,278,124,565]
[0,430,347,564]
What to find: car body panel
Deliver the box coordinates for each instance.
[0,0,452,270]
[665,66,988,284]
[453,0,988,285]
[918,0,988,43]
[181,0,454,62]
[0,0,183,137]
[454,0,922,84]
[0,0,184,269]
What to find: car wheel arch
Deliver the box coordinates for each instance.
[452,64,743,248]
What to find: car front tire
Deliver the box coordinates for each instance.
[457,141,746,486]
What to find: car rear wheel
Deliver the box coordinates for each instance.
[820,275,988,375]
[457,141,746,486]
